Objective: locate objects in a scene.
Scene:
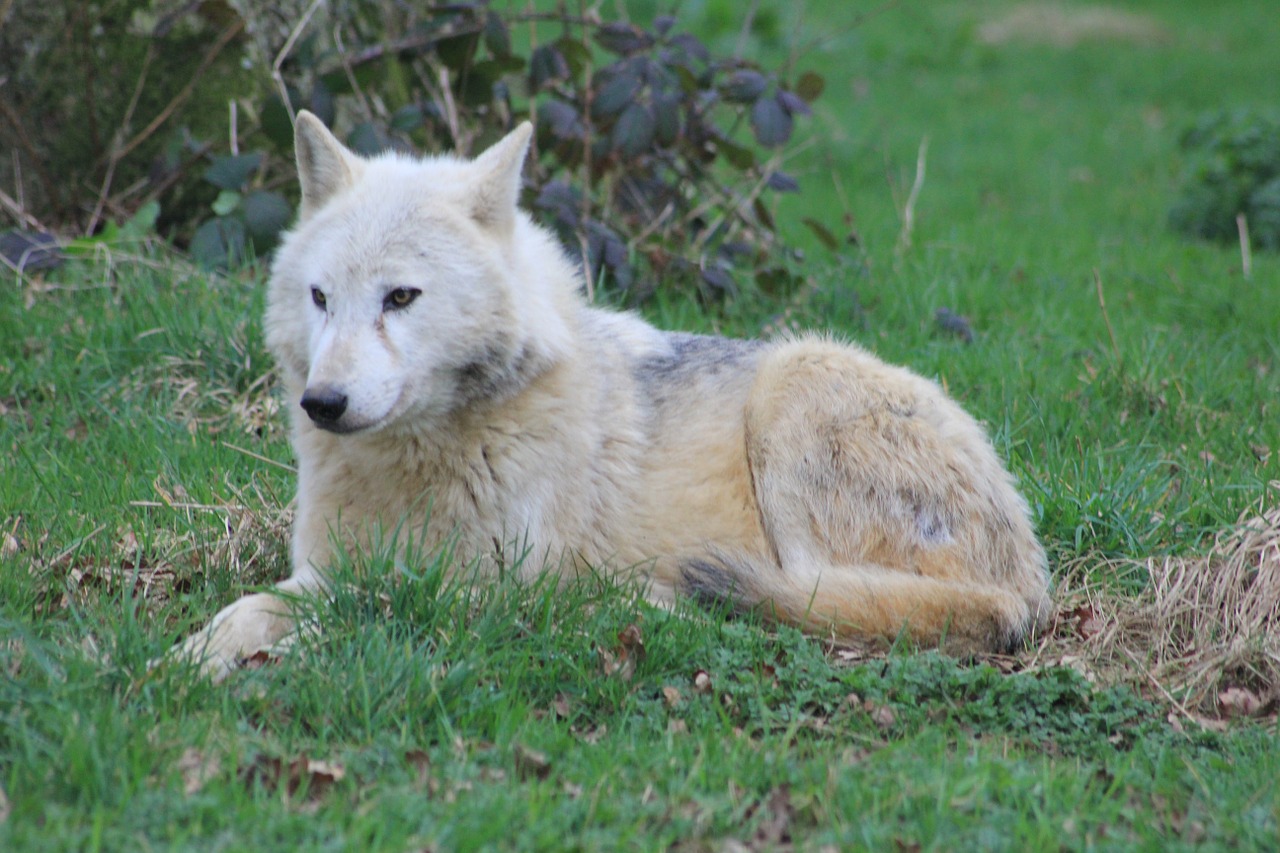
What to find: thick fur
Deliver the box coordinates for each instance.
[174,112,1052,680]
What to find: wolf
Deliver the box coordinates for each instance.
[173,111,1052,680]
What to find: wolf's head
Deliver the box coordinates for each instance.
[265,112,576,436]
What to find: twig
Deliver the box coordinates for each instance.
[220,441,297,474]
[0,186,44,231]
[113,18,245,165]
[88,44,156,235]
[734,0,761,58]
[437,67,462,150]
[0,95,61,216]
[1237,213,1253,280]
[894,135,928,258]
[271,0,326,123]
[1093,268,1122,364]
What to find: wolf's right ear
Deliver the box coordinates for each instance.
[295,111,363,219]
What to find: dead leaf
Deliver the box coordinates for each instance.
[239,649,280,671]
[1,531,19,559]
[693,670,713,694]
[405,749,432,788]
[241,754,345,801]
[177,747,221,795]
[667,719,688,734]
[0,783,9,824]
[662,685,682,708]
[552,693,573,719]
[513,744,552,781]
[864,700,896,729]
[1218,687,1264,718]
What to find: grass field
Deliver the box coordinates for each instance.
[3,1,1280,849]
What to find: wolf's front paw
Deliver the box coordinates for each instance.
[162,592,300,683]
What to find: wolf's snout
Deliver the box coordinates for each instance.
[300,386,349,427]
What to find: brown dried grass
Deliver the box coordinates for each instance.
[978,4,1171,48]
[1036,485,1280,720]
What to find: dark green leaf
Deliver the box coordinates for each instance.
[437,32,480,71]
[766,171,799,192]
[484,12,512,59]
[242,191,293,246]
[700,265,736,295]
[776,89,811,117]
[750,95,792,147]
[203,152,263,191]
[529,45,569,90]
[755,266,800,296]
[802,217,840,251]
[722,70,768,104]
[190,217,247,269]
[653,92,682,146]
[753,197,775,231]
[348,123,393,156]
[594,73,642,118]
[0,229,61,271]
[391,104,426,132]
[717,136,755,170]
[539,100,583,140]
[556,36,593,78]
[795,71,825,103]
[262,94,296,151]
[613,102,655,159]
[594,23,654,56]
[308,79,337,126]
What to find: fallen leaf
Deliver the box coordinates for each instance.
[662,685,682,708]
[0,783,9,824]
[405,749,431,788]
[693,670,713,694]
[1,531,19,559]
[513,744,551,781]
[864,700,896,729]
[1218,686,1263,718]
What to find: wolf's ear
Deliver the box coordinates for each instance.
[295,110,362,219]
[468,122,533,232]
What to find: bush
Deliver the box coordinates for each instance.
[2,1,826,303]
[1168,109,1280,252]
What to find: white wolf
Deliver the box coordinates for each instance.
[174,112,1052,680]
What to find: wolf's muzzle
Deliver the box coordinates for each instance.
[300,386,349,429]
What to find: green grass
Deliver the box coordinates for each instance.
[4,0,1280,849]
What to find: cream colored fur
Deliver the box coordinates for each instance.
[173,112,1052,681]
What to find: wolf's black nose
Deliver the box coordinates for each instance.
[300,387,348,425]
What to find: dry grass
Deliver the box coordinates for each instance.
[977,3,1171,48]
[1036,485,1280,721]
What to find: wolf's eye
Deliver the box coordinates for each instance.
[384,287,421,311]
[310,287,327,309]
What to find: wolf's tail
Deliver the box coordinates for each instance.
[680,556,1050,654]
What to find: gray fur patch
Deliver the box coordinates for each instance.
[633,334,761,385]
[679,558,752,615]
[632,333,762,407]
[454,341,536,404]
[914,506,954,545]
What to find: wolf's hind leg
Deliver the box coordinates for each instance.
[739,339,1051,652]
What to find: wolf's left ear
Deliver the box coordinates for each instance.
[469,122,533,232]
[295,110,363,219]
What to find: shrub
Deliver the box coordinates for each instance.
[2,1,826,303]
[1168,109,1280,252]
